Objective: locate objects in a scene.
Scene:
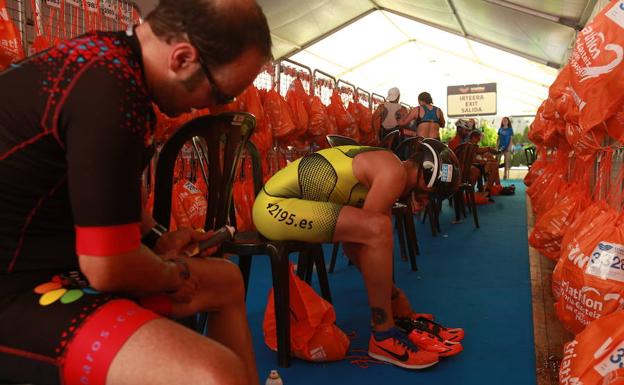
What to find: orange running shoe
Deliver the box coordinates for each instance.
[397,316,464,343]
[407,329,463,357]
[368,328,439,370]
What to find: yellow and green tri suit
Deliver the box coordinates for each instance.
[252,145,386,243]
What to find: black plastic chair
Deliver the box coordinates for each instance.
[221,142,332,369]
[452,143,480,229]
[325,134,359,147]
[152,112,255,330]
[380,129,400,150]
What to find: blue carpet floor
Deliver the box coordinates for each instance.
[242,181,535,385]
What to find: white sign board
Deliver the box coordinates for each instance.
[447,83,497,117]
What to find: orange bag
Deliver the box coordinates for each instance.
[559,311,624,385]
[607,104,624,144]
[238,85,273,155]
[263,263,350,361]
[327,90,357,139]
[553,203,624,334]
[568,1,624,132]
[264,89,296,139]
[171,179,208,230]
[308,96,328,137]
[232,157,256,232]
[529,183,588,261]
[0,0,24,71]
[286,79,309,137]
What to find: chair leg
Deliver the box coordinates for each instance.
[395,212,408,261]
[403,212,419,271]
[267,244,291,368]
[312,244,332,303]
[427,202,438,237]
[468,188,480,229]
[328,243,340,273]
[238,254,253,300]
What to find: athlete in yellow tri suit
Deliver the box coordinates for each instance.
[253,142,462,370]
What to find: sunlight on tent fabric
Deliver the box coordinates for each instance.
[290,10,559,118]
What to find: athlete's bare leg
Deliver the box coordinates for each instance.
[333,206,394,331]
[107,318,249,385]
[162,258,259,385]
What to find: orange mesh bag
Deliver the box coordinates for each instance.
[559,311,624,385]
[568,1,624,132]
[0,0,24,71]
[264,89,296,139]
[263,263,350,361]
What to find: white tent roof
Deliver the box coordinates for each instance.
[289,10,560,116]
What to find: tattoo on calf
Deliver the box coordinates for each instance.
[371,307,388,325]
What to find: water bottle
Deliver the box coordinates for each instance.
[265,370,283,385]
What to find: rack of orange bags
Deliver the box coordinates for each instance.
[278,58,312,96]
[336,79,356,108]
[5,0,25,45]
[357,88,371,110]
[253,62,278,92]
[31,0,140,54]
[312,69,336,107]
[371,93,386,111]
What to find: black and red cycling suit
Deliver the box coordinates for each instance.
[0,29,162,385]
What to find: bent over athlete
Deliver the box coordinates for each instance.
[253,144,464,370]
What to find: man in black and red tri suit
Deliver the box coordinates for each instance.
[0,1,271,384]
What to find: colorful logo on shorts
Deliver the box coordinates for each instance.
[34,271,100,306]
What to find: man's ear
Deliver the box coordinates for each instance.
[168,42,198,74]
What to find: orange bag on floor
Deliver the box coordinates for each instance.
[568,0,624,132]
[0,0,24,71]
[559,311,624,385]
[263,264,350,362]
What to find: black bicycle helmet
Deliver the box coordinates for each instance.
[407,138,460,199]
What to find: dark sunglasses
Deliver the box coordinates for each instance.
[186,33,236,105]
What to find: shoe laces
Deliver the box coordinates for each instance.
[387,328,420,353]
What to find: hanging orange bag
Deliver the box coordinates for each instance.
[559,311,624,385]
[263,263,350,361]
[0,0,23,71]
[264,89,296,139]
[568,0,624,132]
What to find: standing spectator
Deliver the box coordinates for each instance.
[497,117,514,180]
[399,91,445,140]
[372,87,407,141]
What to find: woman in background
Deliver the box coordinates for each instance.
[497,117,514,180]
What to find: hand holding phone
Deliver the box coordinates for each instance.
[183,225,235,257]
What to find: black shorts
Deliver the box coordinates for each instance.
[0,271,161,385]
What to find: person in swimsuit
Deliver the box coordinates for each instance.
[0,1,271,384]
[399,92,446,140]
[253,143,464,370]
[372,87,408,141]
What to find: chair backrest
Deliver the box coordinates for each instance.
[524,146,537,167]
[380,130,400,150]
[453,142,478,184]
[325,134,359,147]
[153,112,256,230]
